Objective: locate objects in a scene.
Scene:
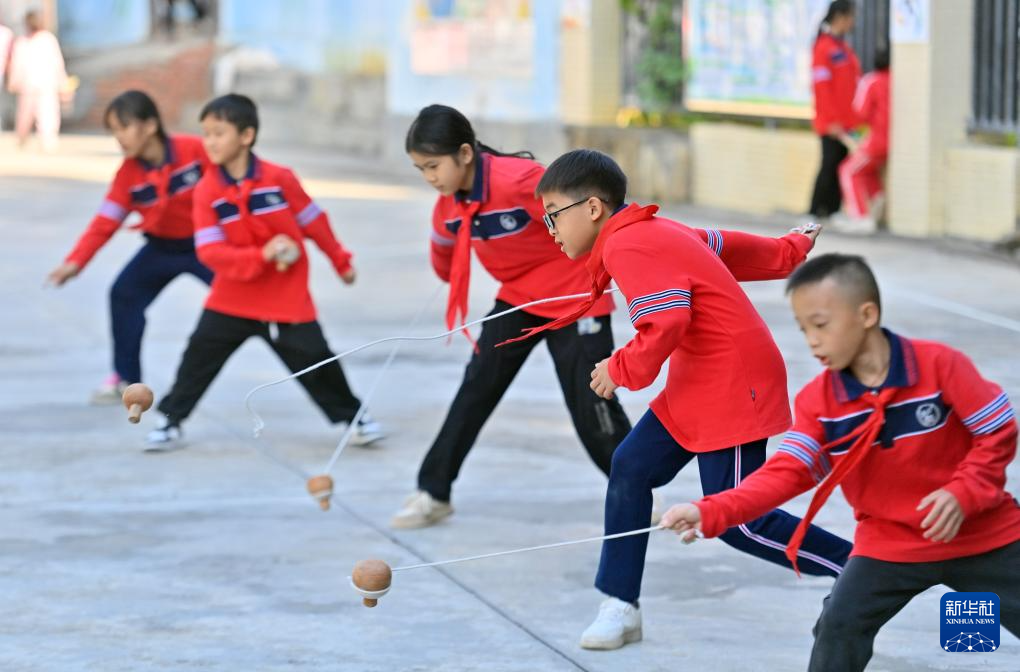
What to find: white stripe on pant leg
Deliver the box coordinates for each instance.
[733,444,844,575]
[839,152,870,218]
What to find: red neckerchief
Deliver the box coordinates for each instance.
[785,386,897,575]
[446,197,481,350]
[222,159,273,245]
[496,203,659,347]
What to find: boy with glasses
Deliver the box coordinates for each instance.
[501,149,849,650]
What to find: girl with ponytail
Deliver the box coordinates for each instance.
[808,0,861,219]
[392,104,633,529]
[46,90,213,403]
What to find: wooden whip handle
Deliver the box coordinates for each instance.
[362,598,378,608]
[128,403,143,424]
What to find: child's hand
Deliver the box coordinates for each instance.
[660,503,702,544]
[660,505,701,546]
[46,261,80,287]
[340,267,356,285]
[790,221,823,245]
[918,489,965,543]
[590,358,618,399]
[264,235,300,271]
[262,234,291,261]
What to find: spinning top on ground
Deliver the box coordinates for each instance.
[306,474,334,511]
[122,383,154,424]
[351,559,392,608]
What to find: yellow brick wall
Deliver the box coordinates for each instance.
[690,123,819,215]
[944,146,1019,242]
[559,0,620,126]
[888,2,973,237]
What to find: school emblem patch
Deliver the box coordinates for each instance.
[499,213,518,231]
[266,194,281,205]
[916,402,942,428]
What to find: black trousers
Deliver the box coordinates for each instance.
[158,309,361,425]
[417,301,632,501]
[809,539,1020,672]
[809,135,849,218]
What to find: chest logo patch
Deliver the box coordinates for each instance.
[499,213,518,230]
[916,403,942,428]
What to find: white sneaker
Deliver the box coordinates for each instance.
[831,213,877,235]
[651,489,665,526]
[90,374,128,406]
[349,413,385,447]
[580,597,643,650]
[869,193,886,222]
[144,418,183,452]
[390,490,453,529]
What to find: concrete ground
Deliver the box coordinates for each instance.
[1,134,1019,671]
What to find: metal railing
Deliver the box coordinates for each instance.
[972,0,1020,134]
[851,0,891,73]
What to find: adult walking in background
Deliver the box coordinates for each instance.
[8,10,67,152]
[808,1,860,220]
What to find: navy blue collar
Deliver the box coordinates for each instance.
[455,152,488,204]
[137,136,174,171]
[612,203,628,215]
[219,153,259,186]
[832,328,918,402]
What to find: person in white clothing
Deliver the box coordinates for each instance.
[7,11,67,151]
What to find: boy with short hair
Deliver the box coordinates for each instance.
[663,253,1020,671]
[147,93,382,450]
[504,149,852,650]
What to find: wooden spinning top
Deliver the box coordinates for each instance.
[351,559,392,608]
[306,474,334,511]
[122,383,154,424]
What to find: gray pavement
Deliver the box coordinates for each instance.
[1,134,1019,671]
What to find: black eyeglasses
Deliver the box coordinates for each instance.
[542,197,596,232]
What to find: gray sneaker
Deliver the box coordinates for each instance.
[144,418,183,452]
[390,490,453,529]
[350,413,385,447]
[90,375,128,406]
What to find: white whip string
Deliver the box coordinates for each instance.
[391,524,675,572]
[320,284,443,474]
[243,288,619,437]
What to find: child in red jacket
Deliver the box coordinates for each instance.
[47,90,213,403]
[508,149,852,650]
[392,104,633,529]
[838,48,891,233]
[663,253,1020,672]
[146,94,381,450]
[809,1,860,219]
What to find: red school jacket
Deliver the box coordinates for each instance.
[696,331,1020,563]
[64,135,210,267]
[812,31,860,136]
[191,155,353,323]
[429,152,615,325]
[853,69,891,157]
[603,211,813,452]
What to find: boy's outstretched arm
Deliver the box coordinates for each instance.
[693,224,820,282]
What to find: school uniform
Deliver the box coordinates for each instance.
[809,30,861,218]
[696,330,1020,671]
[156,154,361,426]
[506,204,852,605]
[416,152,629,502]
[839,70,890,218]
[63,134,213,384]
